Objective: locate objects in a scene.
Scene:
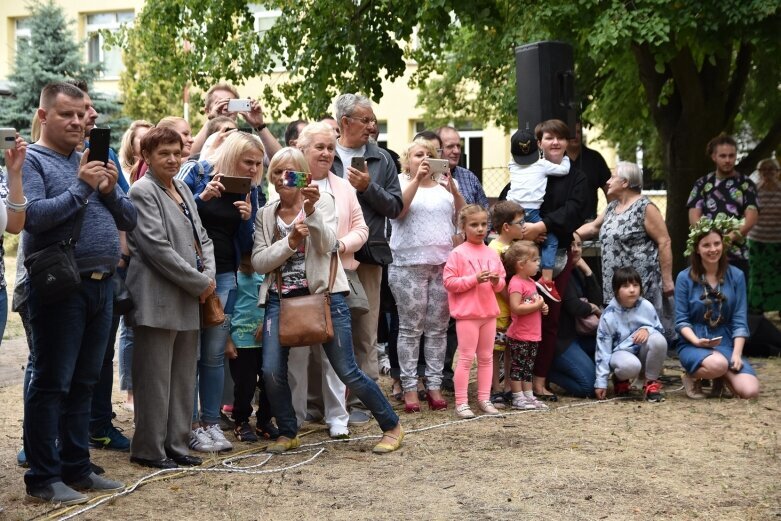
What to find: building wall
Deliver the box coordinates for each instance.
[0,0,620,201]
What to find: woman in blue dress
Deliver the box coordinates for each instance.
[675,216,760,399]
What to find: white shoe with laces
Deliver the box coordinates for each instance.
[189,427,216,453]
[206,423,233,451]
[511,396,536,410]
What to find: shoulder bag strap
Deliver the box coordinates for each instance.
[69,205,87,244]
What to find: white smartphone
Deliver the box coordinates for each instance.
[227,99,251,113]
[709,336,723,343]
[0,128,16,150]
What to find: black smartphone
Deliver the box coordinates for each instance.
[88,128,111,165]
[221,176,252,194]
[351,156,366,172]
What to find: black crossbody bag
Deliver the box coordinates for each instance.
[24,206,86,302]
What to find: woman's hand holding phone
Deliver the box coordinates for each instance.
[201,174,225,201]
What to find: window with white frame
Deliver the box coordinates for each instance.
[248,4,284,69]
[15,18,32,50]
[86,11,134,79]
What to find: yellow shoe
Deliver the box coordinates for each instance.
[266,436,301,454]
[372,426,404,454]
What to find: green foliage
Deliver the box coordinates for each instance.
[0,0,104,139]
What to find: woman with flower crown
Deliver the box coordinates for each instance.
[674,216,760,399]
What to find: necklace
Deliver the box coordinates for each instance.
[699,275,725,328]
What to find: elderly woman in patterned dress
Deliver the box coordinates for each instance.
[575,161,673,310]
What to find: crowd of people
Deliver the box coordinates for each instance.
[0,79,778,507]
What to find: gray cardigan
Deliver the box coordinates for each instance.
[126,172,216,331]
[252,193,348,306]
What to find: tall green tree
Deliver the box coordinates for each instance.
[0,0,105,138]
[118,0,781,268]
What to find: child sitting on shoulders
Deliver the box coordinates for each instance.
[487,200,526,409]
[504,241,550,410]
[227,254,279,441]
[444,205,507,419]
[594,266,667,402]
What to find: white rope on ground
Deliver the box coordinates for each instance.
[49,385,685,521]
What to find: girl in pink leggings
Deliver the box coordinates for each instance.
[444,205,506,419]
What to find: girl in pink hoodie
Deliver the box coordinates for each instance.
[444,205,507,419]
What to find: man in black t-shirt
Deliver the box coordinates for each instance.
[567,121,611,221]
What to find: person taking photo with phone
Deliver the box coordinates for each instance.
[178,131,267,452]
[252,146,403,455]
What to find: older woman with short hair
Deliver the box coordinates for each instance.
[127,126,216,469]
[253,147,402,454]
[286,122,369,438]
[576,161,673,309]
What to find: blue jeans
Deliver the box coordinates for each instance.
[262,292,399,438]
[193,271,236,425]
[24,278,114,489]
[547,337,596,398]
[525,208,558,270]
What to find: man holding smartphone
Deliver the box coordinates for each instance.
[21,82,136,504]
[331,93,402,425]
[189,82,281,160]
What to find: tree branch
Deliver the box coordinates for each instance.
[737,118,781,174]
[724,41,753,130]
[631,43,677,137]
[668,47,707,117]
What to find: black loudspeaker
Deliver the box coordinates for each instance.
[515,41,577,145]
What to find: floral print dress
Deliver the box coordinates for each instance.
[599,197,661,306]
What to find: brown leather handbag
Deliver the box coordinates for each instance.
[277,253,338,347]
[201,291,225,328]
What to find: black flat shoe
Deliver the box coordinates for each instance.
[166,454,202,467]
[533,392,558,402]
[130,456,178,469]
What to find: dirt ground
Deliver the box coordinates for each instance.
[0,326,779,521]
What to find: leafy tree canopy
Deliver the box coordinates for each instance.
[0,0,124,141]
[116,0,781,268]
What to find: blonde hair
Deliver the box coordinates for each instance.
[118,120,153,172]
[502,240,539,276]
[266,146,309,184]
[457,204,488,230]
[157,116,188,131]
[212,132,265,186]
[400,139,439,173]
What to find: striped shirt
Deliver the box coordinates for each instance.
[748,180,781,243]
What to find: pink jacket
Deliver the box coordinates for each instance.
[443,241,506,319]
[328,172,369,271]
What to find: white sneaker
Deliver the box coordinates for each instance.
[477,400,501,416]
[205,424,233,452]
[511,396,536,410]
[526,396,549,410]
[455,403,475,419]
[189,427,216,452]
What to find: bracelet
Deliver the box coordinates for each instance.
[5,196,27,213]
[254,123,267,132]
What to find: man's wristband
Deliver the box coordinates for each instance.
[254,123,267,132]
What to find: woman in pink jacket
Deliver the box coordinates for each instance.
[444,205,507,418]
[287,122,369,438]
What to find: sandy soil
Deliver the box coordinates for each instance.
[0,332,779,521]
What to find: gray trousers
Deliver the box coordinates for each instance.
[131,327,199,460]
[609,330,667,382]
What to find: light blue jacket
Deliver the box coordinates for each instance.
[595,297,664,388]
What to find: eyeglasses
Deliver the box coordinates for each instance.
[510,219,525,226]
[347,115,378,125]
